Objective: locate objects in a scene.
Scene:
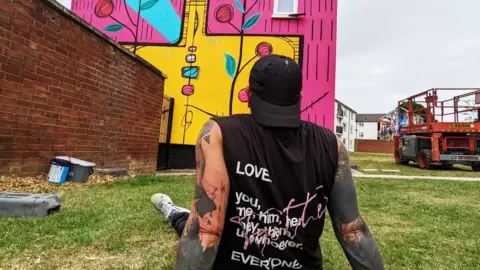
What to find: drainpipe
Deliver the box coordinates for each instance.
[347,111,351,151]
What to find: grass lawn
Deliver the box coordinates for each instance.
[350,152,480,177]
[1,176,479,269]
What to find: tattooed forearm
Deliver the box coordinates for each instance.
[339,217,364,244]
[175,120,229,270]
[176,216,217,270]
[328,139,384,270]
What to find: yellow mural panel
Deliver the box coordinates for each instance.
[133,4,298,145]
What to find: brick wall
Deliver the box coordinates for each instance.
[355,139,394,154]
[0,0,166,175]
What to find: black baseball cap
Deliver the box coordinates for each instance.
[249,54,303,128]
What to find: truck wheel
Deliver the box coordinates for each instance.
[395,151,409,165]
[417,150,432,169]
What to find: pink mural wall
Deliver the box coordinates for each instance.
[71,0,337,130]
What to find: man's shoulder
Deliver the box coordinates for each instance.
[212,114,254,127]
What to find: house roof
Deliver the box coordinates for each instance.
[356,114,385,122]
[335,99,357,113]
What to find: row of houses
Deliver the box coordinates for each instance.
[334,100,423,152]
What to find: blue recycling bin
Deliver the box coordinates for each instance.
[47,158,70,184]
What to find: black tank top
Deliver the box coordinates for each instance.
[211,114,338,270]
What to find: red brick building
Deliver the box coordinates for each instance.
[0,0,167,175]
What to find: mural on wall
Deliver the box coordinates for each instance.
[71,0,337,146]
[380,108,424,141]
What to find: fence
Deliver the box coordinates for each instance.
[355,139,394,154]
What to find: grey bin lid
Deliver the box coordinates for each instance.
[55,156,96,167]
[0,193,62,217]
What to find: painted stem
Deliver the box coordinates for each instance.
[186,104,215,117]
[245,0,259,14]
[123,0,137,26]
[228,0,248,115]
[237,56,256,75]
[227,21,241,33]
[109,15,136,39]
[133,0,142,54]
[301,91,330,113]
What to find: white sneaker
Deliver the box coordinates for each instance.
[151,193,189,219]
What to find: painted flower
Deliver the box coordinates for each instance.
[256,42,273,57]
[238,88,248,103]
[215,4,234,23]
[182,85,194,96]
[94,0,114,18]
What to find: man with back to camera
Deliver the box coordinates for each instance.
[151,54,384,270]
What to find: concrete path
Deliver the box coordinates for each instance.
[158,170,480,182]
[351,169,480,182]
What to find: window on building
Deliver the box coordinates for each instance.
[336,107,344,118]
[273,0,298,17]
[359,132,364,138]
[342,123,347,129]
[342,138,346,145]
[359,122,364,127]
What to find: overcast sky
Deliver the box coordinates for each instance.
[57,0,71,9]
[336,0,480,113]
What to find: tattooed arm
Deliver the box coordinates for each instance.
[327,139,384,270]
[174,119,230,270]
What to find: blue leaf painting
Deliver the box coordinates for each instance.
[104,24,124,32]
[140,0,159,10]
[234,0,245,13]
[224,53,236,79]
[242,13,262,31]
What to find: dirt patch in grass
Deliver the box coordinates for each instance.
[157,169,195,174]
[0,174,128,193]
[350,152,478,177]
[4,244,176,270]
[370,214,424,235]
[399,190,479,207]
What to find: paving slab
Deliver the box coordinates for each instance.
[351,169,365,176]
[156,170,480,182]
[354,174,480,182]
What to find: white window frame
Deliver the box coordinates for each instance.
[272,0,299,18]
